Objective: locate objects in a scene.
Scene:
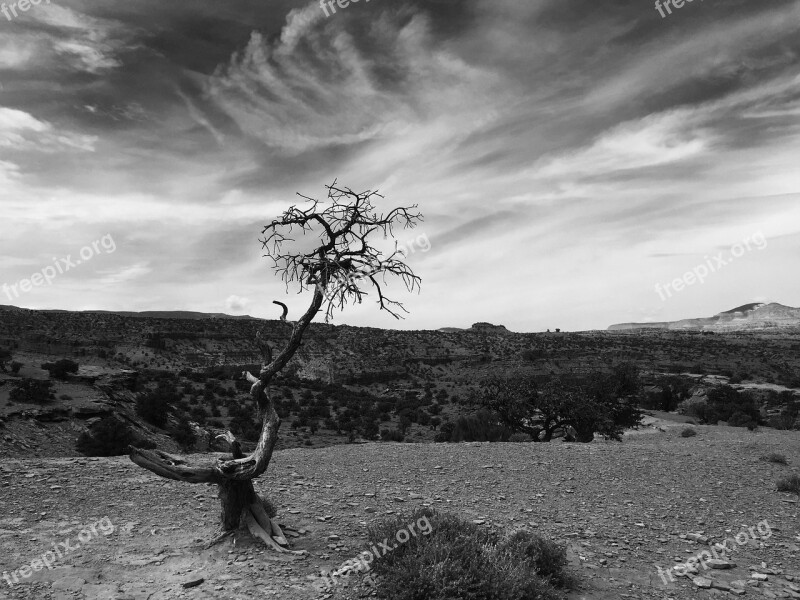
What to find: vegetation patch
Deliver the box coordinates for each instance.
[76,417,156,457]
[761,452,788,465]
[776,474,800,495]
[366,509,573,600]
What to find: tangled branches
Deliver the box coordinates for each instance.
[260,181,423,320]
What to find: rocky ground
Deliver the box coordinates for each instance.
[0,420,798,600]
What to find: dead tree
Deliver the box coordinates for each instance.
[128,181,422,551]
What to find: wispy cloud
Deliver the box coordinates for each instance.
[0,0,798,330]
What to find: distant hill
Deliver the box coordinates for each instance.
[608,302,800,331]
[0,306,258,320]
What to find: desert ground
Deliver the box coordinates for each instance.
[1,416,798,600]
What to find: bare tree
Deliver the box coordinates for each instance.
[128,182,422,552]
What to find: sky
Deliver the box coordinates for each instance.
[0,0,799,332]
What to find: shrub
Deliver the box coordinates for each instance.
[9,361,22,375]
[171,415,196,450]
[728,411,753,427]
[381,428,405,442]
[776,474,800,495]
[76,417,156,456]
[136,391,171,428]
[704,386,761,425]
[509,433,532,442]
[676,396,707,419]
[9,379,52,404]
[497,530,571,587]
[0,348,11,372]
[365,509,570,600]
[761,453,788,465]
[680,428,697,438]
[41,359,79,380]
[441,410,513,443]
[230,414,260,442]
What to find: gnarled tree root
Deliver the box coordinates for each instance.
[243,507,306,555]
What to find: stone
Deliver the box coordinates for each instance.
[711,581,732,591]
[693,577,713,588]
[706,559,736,570]
[751,573,768,581]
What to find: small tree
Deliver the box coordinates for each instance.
[9,379,53,404]
[0,349,11,372]
[41,359,79,380]
[77,417,155,457]
[172,415,196,450]
[129,182,422,551]
[136,391,172,428]
[481,367,643,443]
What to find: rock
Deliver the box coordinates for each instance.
[751,573,768,581]
[693,576,713,588]
[707,559,736,570]
[711,581,732,591]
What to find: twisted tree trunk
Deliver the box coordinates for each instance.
[128,290,324,552]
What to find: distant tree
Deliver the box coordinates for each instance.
[0,349,11,372]
[398,414,413,435]
[136,391,172,428]
[41,359,80,380]
[190,406,208,425]
[381,428,405,442]
[360,418,380,440]
[171,415,196,450]
[440,410,513,442]
[10,379,53,404]
[430,416,441,430]
[701,385,760,425]
[481,365,643,443]
[77,418,155,457]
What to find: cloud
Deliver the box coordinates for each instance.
[96,263,152,286]
[205,4,498,154]
[226,294,252,313]
[0,107,97,151]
